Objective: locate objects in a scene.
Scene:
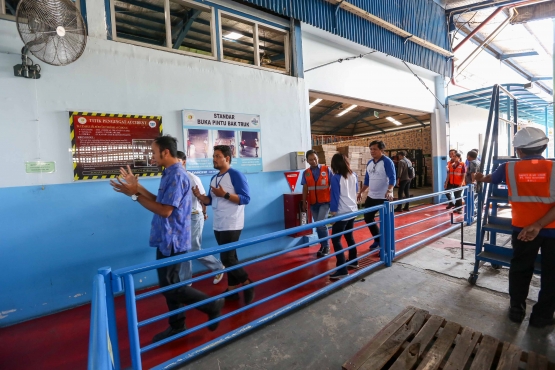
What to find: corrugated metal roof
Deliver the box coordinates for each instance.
[453,7,553,94]
[239,0,452,76]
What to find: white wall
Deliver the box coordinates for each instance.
[0,18,309,189]
[301,24,439,114]
[448,104,490,155]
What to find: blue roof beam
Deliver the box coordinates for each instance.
[499,51,539,60]
[173,10,202,49]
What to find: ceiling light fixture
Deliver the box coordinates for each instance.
[336,104,357,117]
[309,99,323,109]
[224,32,243,40]
[386,116,402,126]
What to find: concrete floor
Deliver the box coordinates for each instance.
[179,224,554,370]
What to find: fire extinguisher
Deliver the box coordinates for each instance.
[299,201,308,226]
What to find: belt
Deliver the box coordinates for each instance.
[192,211,200,215]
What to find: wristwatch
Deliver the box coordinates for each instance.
[131,193,140,201]
[224,192,231,200]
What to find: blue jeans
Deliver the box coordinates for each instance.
[180,213,224,282]
[311,203,330,248]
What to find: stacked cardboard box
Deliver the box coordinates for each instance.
[312,144,337,165]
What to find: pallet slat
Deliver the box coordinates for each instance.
[466,335,499,370]
[342,306,418,370]
[389,315,445,370]
[416,321,461,370]
[527,351,549,370]
[443,327,482,370]
[496,342,522,370]
[358,310,427,370]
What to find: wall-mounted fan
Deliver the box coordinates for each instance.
[13,0,87,79]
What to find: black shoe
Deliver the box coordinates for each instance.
[446,204,455,209]
[369,242,380,251]
[329,271,348,280]
[403,208,409,212]
[317,247,330,258]
[455,209,463,214]
[152,326,186,343]
[508,306,525,323]
[529,315,555,328]
[394,207,403,212]
[207,298,225,331]
[346,259,359,269]
[243,281,255,305]
[224,288,240,301]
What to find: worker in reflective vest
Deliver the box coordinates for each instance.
[476,127,555,328]
[445,151,466,213]
[302,150,332,258]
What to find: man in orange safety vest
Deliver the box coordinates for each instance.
[476,127,555,328]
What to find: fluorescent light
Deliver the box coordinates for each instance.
[309,99,322,109]
[386,116,402,126]
[224,32,243,40]
[336,105,357,117]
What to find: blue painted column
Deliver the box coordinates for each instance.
[431,76,448,203]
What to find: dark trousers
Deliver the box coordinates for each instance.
[510,232,555,319]
[156,249,215,329]
[445,184,463,209]
[331,218,356,275]
[396,180,411,210]
[214,230,249,286]
[364,197,386,243]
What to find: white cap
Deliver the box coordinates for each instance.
[513,127,549,149]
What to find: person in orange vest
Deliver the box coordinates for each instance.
[444,151,466,214]
[476,127,555,328]
[302,150,333,258]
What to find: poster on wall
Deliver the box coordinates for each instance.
[69,111,163,181]
[182,109,262,175]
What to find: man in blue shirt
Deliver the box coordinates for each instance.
[111,135,224,343]
[357,140,396,249]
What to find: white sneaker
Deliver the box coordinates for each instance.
[213,273,224,285]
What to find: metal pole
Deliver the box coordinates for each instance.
[123,274,142,370]
[98,267,121,370]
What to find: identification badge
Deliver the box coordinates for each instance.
[321,179,326,185]
[518,173,547,183]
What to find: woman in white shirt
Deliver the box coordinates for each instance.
[329,154,358,280]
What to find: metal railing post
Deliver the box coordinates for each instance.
[123,274,142,370]
[381,202,392,267]
[98,267,120,370]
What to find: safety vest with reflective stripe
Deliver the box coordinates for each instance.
[506,160,555,229]
[448,162,465,186]
[304,166,331,205]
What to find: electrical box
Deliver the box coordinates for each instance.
[283,193,313,237]
[289,152,306,171]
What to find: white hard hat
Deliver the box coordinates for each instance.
[513,127,549,149]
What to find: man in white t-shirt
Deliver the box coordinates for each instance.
[177,151,224,285]
[192,145,255,305]
[357,140,396,249]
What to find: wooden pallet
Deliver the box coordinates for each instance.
[343,306,554,370]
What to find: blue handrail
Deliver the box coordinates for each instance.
[89,187,475,369]
[87,274,114,370]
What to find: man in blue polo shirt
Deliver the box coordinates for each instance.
[357,140,396,249]
[111,135,224,344]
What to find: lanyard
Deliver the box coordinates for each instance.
[215,171,227,189]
